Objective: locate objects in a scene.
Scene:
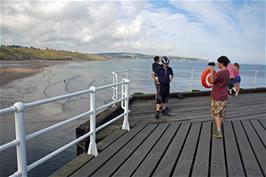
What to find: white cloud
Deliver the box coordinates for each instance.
[0,0,265,64]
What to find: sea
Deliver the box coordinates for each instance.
[0,59,265,177]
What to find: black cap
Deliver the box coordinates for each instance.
[208,62,215,66]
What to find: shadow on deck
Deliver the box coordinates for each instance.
[51,92,266,177]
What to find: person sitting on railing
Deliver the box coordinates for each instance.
[152,56,161,100]
[227,60,236,95]
[234,63,241,96]
[152,56,174,119]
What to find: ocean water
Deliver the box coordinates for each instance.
[0,59,265,177]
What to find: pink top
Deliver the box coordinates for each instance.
[227,63,235,79]
[235,69,240,76]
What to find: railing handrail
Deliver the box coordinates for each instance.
[112,68,264,93]
[0,78,131,177]
[113,67,265,74]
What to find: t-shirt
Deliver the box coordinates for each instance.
[152,63,161,72]
[154,66,174,85]
[211,69,230,101]
[235,69,240,77]
[227,63,235,79]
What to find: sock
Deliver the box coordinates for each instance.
[217,128,221,132]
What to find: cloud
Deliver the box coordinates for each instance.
[0,0,265,64]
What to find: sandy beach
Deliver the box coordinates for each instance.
[0,60,68,86]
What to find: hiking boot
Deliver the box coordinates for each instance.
[155,111,160,119]
[165,106,171,112]
[213,130,223,139]
[212,128,218,134]
[162,110,171,117]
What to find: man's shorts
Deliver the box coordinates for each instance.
[154,81,159,99]
[211,99,228,118]
[157,85,170,104]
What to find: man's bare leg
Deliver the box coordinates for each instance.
[155,103,161,119]
[156,104,161,112]
[161,103,166,110]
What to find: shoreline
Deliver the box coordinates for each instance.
[0,60,70,86]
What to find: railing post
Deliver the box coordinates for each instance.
[125,69,129,79]
[190,68,194,91]
[122,79,130,131]
[14,102,28,177]
[112,72,118,107]
[121,80,125,109]
[87,86,98,156]
[254,70,258,88]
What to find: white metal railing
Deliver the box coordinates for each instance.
[112,68,265,92]
[0,78,131,177]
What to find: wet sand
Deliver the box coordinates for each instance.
[0,60,68,86]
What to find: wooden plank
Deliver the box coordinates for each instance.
[51,128,129,177]
[250,119,266,148]
[191,122,211,177]
[97,129,128,152]
[232,121,263,177]
[259,119,266,130]
[129,110,266,125]
[223,121,245,177]
[149,123,190,177]
[104,123,170,177]
[132,122,181,177]
[130,105,266,118]
[172,122,202,177]
[70,124,146,177]
[242,120,266,176]
[210,123,226,177]
[91,124,158,177]
[130,95,265,110]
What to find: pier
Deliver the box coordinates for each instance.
[51,88,266,177]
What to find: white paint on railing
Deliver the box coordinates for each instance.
[14,102,28,177]
[190,68,194,91]
[112,72,118,105]
[122,79,130,131]
[27,130,93,171]
[26,110,93,141]
[112,68,263,92]
[0,140,19,152]
[0,79,131,177]
[88,86,98,156]
[0,106,15,115]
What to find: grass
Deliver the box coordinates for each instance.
[0,47,108,60]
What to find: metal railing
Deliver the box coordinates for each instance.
[0,79,131,177]
[112,68,265,93]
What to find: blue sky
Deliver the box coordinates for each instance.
[1,0,265,64]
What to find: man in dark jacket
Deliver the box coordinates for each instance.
[152,56,174,119]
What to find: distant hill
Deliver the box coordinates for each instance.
[98,52,207,62]
[0,45,207,62]
[0,45,108,60]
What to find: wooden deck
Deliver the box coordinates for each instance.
[61,92,266,177]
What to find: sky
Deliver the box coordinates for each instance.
[1,0,265,64]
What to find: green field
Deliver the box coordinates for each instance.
[0,46,108,60]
